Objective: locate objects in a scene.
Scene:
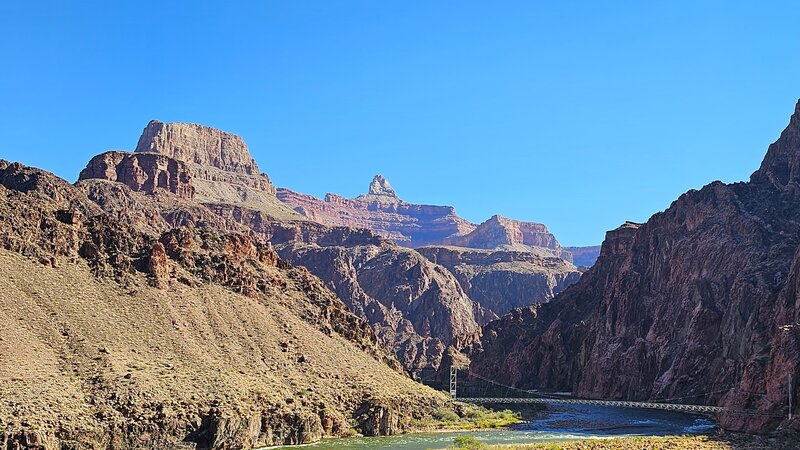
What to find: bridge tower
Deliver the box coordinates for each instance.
[450,366,457,400]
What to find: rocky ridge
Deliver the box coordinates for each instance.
[78,123,490,374]
[199,205,495,373]
[443,214,572,261]
[276,176,475,247]
[0,160,451,449]
[470,100,800,432]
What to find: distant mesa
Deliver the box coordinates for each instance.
[135,119,260,176]
[441,214,571,261]
[277,174,588,318]
[79,120,301,221]
[564,245,601,267]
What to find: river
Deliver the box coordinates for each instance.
[269,404,717,449]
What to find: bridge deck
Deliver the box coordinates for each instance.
[455,397,727,414]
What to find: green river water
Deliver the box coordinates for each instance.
[267,404,716,449]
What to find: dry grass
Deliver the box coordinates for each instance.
[449,433,800,450]
[0,249,448,447]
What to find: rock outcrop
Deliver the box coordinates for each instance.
[470,100,800,432]
[444,214,571,260]
[418,246,582,316]
[135,120,260,177]
[365,174,397,198]
[0,160,452,449]
[276,176,475,247]
[80,151,195,199]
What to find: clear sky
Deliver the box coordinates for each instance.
[1,1,799,245]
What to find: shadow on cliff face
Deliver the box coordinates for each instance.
[469,100,800,433]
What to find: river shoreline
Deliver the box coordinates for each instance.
[484,431,800,449]
[266,402,799,450]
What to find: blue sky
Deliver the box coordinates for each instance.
[1,1,798,246]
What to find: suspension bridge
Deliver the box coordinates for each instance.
[448,367,793,418]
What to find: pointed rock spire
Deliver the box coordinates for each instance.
[368,175,397,197]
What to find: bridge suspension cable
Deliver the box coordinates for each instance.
[449,367,786,418]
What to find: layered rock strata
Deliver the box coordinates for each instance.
[78,123,489,374]
[132,120,299,220]
[79,151,195,200]
[444,214,572,260]
[418,246,582,316]
[0,160,450,449]
[276,176,475,247]
[470,100,800,432]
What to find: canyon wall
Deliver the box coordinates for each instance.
[470,100,800,431]
[277,177,587,316]
[443,214,571,261]
[418,246,581,315]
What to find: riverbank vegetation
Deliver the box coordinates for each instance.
[412,404,522,431]
[449,433,800,449]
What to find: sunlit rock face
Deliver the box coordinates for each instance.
[277,175,476,247]
[470,100,800,432]
[131,120,301,220]
[441,214,572,261]
[80,151,195,200]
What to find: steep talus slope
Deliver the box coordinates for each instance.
[418,246,581,315]
[470,101,800,431]
[0,160,449,449]
[78,124,490,374]
[276,175,475,247]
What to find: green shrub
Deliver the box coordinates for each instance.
[433,407,460,422]
[451,434,485,449]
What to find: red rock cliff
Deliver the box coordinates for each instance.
[471,100,800,432]
[79,151,195,199]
